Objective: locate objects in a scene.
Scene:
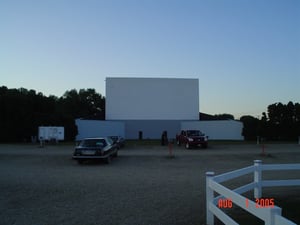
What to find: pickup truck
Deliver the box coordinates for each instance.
[176,130,208,149]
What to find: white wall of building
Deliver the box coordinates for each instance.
[76,119,244,140]
[106,77,199,120]
[181,120,244,140]
[75,119,125,141]
[124,120,181,139]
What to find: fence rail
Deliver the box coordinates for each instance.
[206,160,300,225]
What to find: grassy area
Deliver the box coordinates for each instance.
[124,139,299,147]
[208,140,255,145]
[4,139,298,147]
[124,139,252,146]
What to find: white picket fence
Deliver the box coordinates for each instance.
[206,160,300,225]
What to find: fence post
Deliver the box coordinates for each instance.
[206,171,215,225]
[265,207,282,225]
[254,160,262,198]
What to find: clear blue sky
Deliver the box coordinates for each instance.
[1,0,299,119]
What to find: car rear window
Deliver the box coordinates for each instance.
[80,139,106,147]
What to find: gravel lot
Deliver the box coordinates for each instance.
[0,143,299,225]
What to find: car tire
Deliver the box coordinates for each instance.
[185,142,190,149]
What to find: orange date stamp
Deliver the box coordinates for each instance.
[218,198,275,209]
[218,198,233,208]
[255,198,274,208]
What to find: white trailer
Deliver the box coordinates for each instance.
[38,126,64,141]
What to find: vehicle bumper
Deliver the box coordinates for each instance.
[72,155,108,160]
[189,141,208,146]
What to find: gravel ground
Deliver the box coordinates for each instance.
[0,143,299,225]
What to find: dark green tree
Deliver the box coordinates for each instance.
[259,102,300,141]
[0,86,105,142]
[59,88,105,119]
[240,115,259,140]
[57,88,105,140]
[214,114,235,120]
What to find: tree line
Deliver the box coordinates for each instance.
[0,86,105,142]
[241,102,300,141]
[0,86,299,142]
